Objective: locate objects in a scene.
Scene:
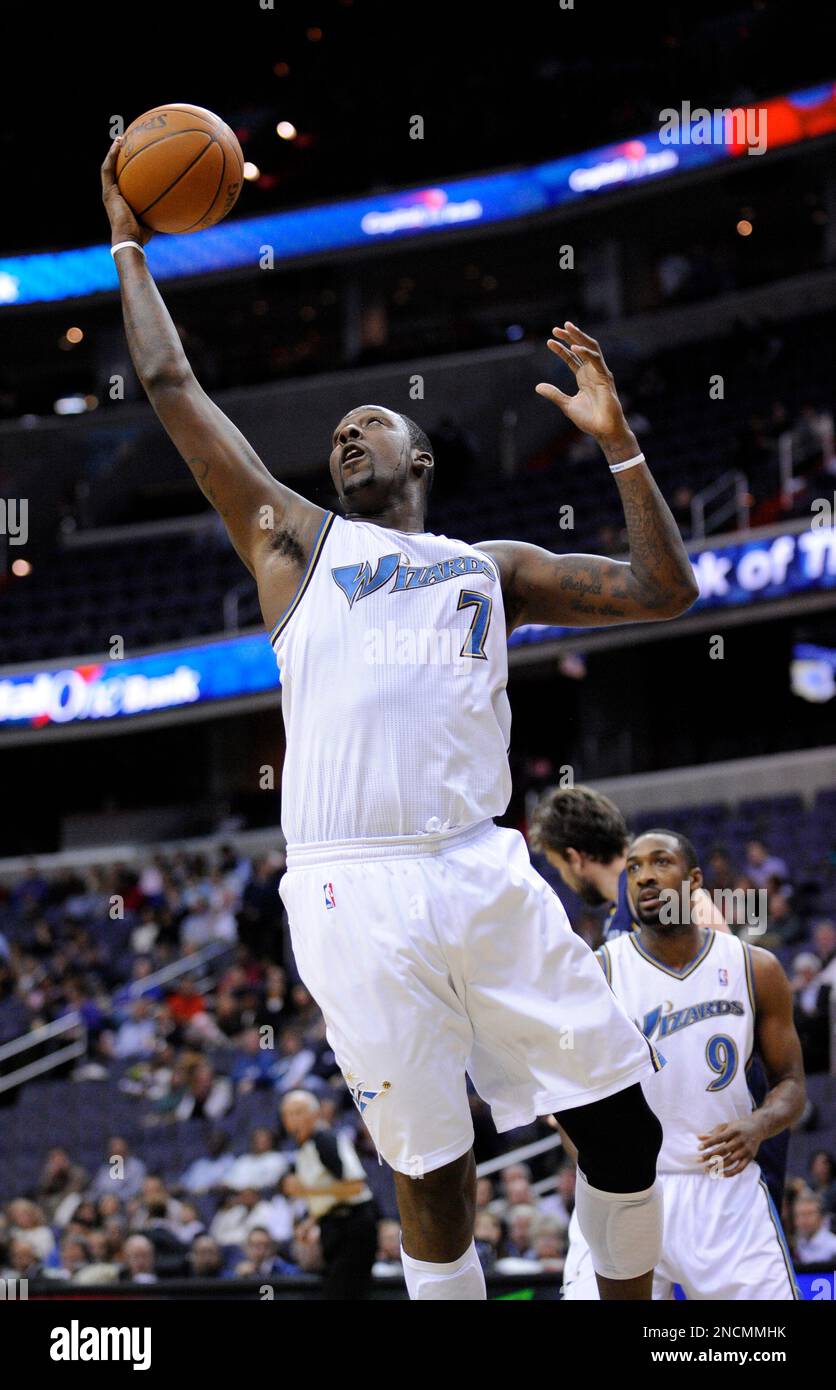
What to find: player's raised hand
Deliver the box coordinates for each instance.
[535,322,627,443]
[101,138,153,248]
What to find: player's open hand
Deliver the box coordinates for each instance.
[697,1117,763,1177]
[101,138,153,248]
[535,323,627,443]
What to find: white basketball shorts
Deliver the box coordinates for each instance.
[279,818,663,1175]
[562,1165,800,1300]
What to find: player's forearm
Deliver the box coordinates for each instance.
[602,425,699,618]
[299,1179,365,1199]
[754,1076,806,1141]
[114,249,192,387]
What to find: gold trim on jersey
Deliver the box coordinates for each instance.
[742,942,758,1015]
[270,511,336,646]
[596,943,612,987]
[627,927,716,980]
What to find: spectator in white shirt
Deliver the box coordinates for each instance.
[179,1132,235,1194]
[209,1187,293,1247]
[87,1136,147,1201]
[224,1127,289,1192]
[111,998,158,1059]
[792,1193,836,1266]
[6,1199,55,1261]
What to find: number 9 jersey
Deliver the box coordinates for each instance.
[596,927,756,1174]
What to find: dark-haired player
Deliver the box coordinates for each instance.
[529,784,729,939]
[103,143,699,1300]
[562,830,805,1300]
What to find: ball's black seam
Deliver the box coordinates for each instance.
[117,120,218,174]
[179,140,228,233]
[135,136,217,221]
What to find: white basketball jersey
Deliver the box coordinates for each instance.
[598,929,757,1174]
[271,512,512,846]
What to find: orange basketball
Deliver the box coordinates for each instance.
[116,104,244,235]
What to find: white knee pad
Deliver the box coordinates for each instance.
[574,1167,663,1281]
[400,1239,487,1300]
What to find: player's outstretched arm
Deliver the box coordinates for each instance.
[698,949,806,1177]
[101,139,324,623]
[478,323,699,632]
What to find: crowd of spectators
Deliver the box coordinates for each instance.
[0,847,308,1078]
[3,1137,835,1289]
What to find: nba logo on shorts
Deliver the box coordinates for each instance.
[323,882,336,910]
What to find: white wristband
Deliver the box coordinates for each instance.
[609,452,645,474]
[110,241,146,258]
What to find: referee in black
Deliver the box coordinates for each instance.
[280,1090,378,1299]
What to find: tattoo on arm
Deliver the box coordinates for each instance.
[559,572,602,598]
[616,469,695,613]
[569,598,628,618]
[555,570,630,618]
[188,456,229,520]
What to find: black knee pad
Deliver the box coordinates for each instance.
[555,1083,662,1193]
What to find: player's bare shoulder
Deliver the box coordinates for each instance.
[472,539,525,631]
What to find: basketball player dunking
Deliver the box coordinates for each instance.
[561,831,806,1300]
[103,140,700,1300]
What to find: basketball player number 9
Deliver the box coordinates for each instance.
[705,1034,738,1092]
[457,590,492,660]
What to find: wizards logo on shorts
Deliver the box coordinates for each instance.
[346,1076,391,1113]
[323,882,336,909]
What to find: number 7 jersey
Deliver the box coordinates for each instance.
[270,513,512,847]
[596,928,758,1174]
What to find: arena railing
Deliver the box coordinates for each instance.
[0,1010,87,1095]
[117,940,238,1002]
[0,941,236,1097]
[475,1133,563,1178]
[690,469,750,538]
[779,417,836,504]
